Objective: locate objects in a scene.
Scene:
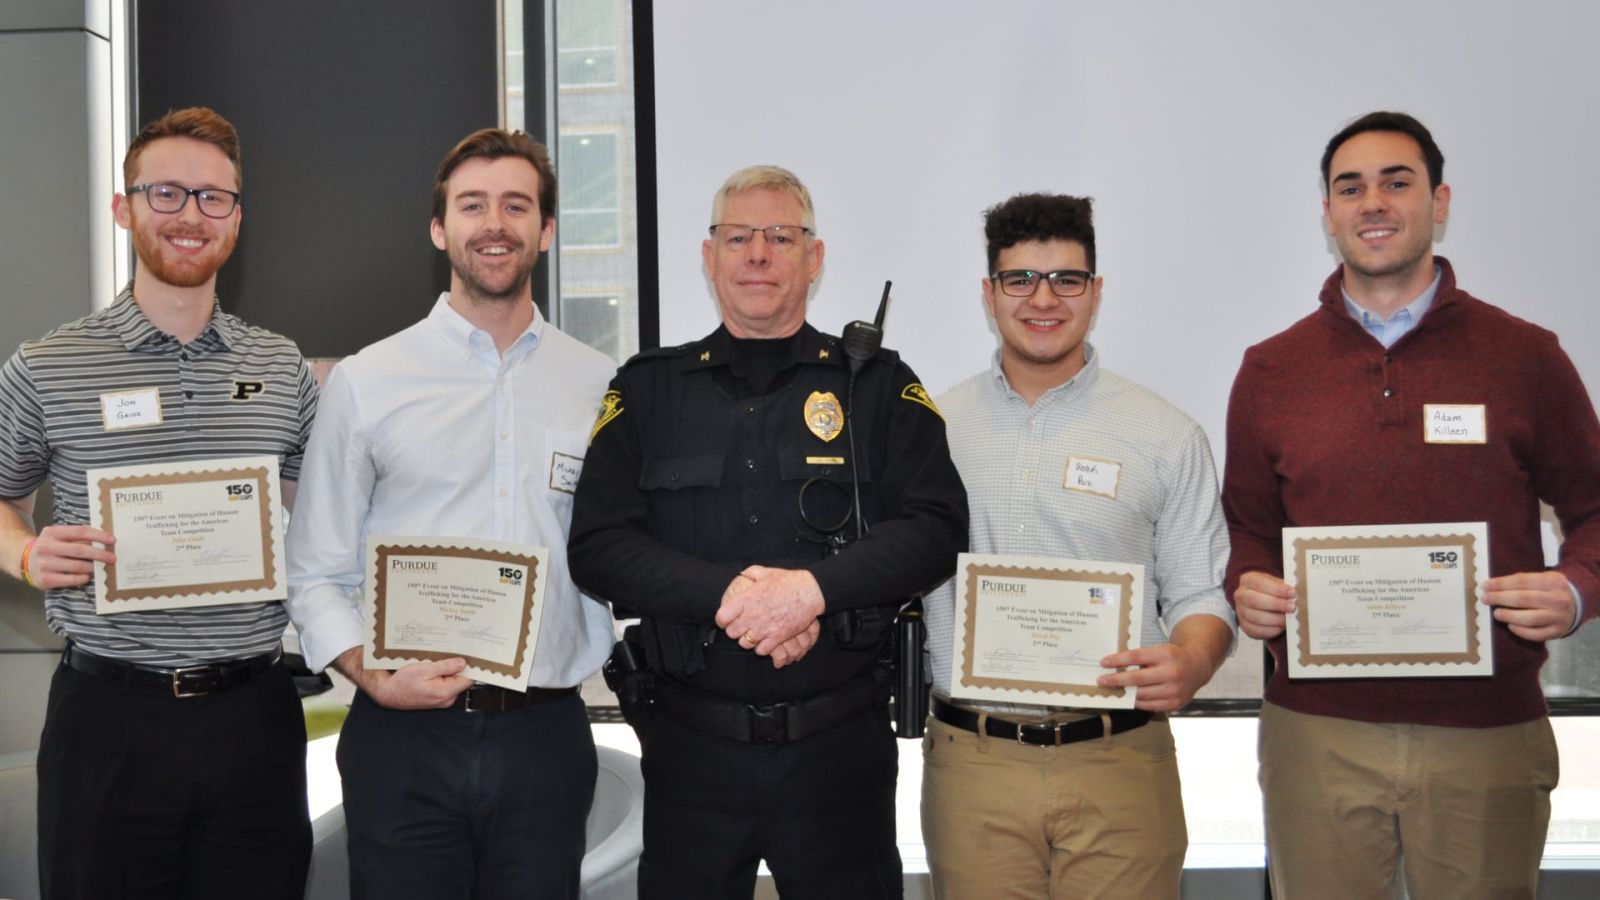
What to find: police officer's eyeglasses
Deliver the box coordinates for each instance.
[991,269,1095,298]
[709,224,814,251]
[126,183,241,218]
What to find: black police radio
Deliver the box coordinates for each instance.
[840,282,929,740]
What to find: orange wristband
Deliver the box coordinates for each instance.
[19,537,37,588]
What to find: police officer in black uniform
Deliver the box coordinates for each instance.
[569,165,967,899]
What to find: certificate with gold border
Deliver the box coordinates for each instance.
[951,552,1144,709]
[364,536,548,692]
[1282,522,1492,678]
[88,456,284,614]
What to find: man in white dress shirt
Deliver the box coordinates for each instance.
[286,128,615,899]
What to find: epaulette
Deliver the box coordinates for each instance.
[619,340,699,369]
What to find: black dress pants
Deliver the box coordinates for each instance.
[36,659,311,900]
[337,689,597,900]
[637,703,902,899]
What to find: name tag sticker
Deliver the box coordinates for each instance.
[1064,455,1121,500]
[1424,404,1487,444]
[549,451,583,494]
[100,388,163,431]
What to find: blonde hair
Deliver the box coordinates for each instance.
[710,165,816,231]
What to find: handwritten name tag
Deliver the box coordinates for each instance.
[1423,404,1486,444]
[100,388,163,431]
[1064,455,1121,499]
[549,451,583,494]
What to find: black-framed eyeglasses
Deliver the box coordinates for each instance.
[126,183,241,218]
[708,224,814,251]
[991,269,1095,298]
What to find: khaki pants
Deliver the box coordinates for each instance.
[920,713,1186,900]
[1259,701,1558,900]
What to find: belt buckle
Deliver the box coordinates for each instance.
[750,703,789,743]
[463,686,491,713]
[1014,720,1059,746]
[170,665,213,698]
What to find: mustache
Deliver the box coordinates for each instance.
[158,226,212,240]
[468,230,524,251]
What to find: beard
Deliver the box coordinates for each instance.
[131,218,237,289]
[447,231,536,303]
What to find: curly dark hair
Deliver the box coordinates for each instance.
[982,193,1095,274]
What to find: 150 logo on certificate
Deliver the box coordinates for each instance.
[950,553,1145,709]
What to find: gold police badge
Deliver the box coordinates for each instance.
[805,391,844,442]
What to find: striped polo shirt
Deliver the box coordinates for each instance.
[0,287,317,666]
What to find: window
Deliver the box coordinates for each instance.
[503,0,641,364]
[561,292,628,361]
[557,132,621,248]
[555,0,620,87]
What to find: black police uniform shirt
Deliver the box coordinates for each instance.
[569,323,968,703]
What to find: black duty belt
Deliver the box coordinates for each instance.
[931,695,1150,747]
[453,683,578,713]
[654,674,884,744]
[62,643,279,699]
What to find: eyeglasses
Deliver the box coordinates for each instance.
[709,224,813,251]
[126,183,241,218]
[990,269,1095,298]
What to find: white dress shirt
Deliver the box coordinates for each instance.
[286,294,617,687]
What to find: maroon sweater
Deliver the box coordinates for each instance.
[1223,258,1600,726]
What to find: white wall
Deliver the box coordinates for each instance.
[653,0,1600,460]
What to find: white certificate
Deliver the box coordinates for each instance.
[1282,522,1492,678]
[950,553,1145,709]
[364,536,549,691]
[88,456,285,614]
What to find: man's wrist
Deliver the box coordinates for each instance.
[19,537,37,587]
[1563,580,1584,637]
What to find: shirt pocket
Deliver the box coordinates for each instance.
[639,453,726,552]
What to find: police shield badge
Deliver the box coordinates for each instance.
[805,391,844,442]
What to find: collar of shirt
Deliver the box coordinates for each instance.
[108,284,233,352]
[1341,265,1442,349]
[425,291,544,369]
[690,323,843,372]
[987,342,1103,407]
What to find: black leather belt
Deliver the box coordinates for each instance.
[931,695,1150,747]
[452,683,578,713]
[653,674,885,744]
[62,643,279,699]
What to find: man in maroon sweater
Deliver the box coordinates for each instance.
[1223,111,1600,899]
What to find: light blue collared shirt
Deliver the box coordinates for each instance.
[1342,266,1442,348]
[286,294,621,684]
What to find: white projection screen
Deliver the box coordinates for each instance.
[651,0,1600,465]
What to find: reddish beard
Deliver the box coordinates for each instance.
[131,219,238,289]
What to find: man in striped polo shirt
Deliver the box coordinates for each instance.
[0,108,317,899]
[921,193,1235,898]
